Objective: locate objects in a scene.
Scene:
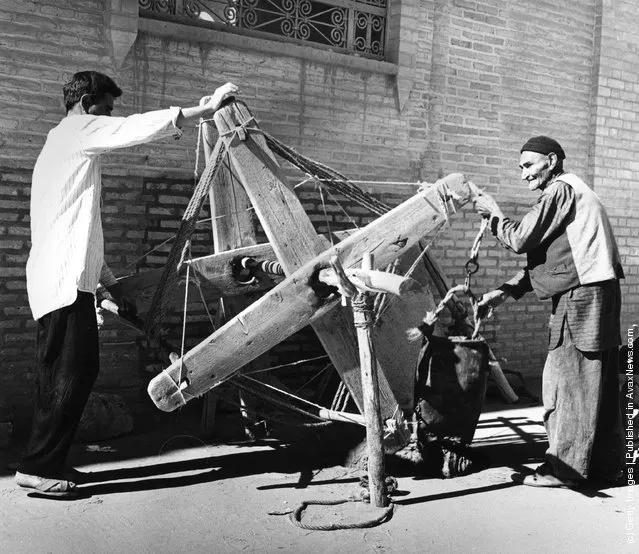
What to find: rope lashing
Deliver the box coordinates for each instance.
[219,115,257,142]
[351,294,375,330]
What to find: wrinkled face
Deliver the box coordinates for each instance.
[519,151,555,192]
[86,93,115,116]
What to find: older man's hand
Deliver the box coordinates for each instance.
[473,191,504,219]
[476,289,509,320]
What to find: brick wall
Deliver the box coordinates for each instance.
[0,0,636,428]
[589,0,639,335]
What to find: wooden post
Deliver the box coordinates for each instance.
[354,254,388,508]
[330,253,388,508]
[200,105,265,438]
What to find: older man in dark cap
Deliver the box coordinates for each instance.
[474,136,624,488]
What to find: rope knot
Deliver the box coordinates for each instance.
[219,115,257,142]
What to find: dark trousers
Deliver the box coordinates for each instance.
[543,325,622,480]
[18,291,99,478]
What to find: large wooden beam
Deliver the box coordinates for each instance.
[200,115,267,436]
[147,176,474,416]
[212,100,403,424]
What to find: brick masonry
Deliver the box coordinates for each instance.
[0,0,636,426]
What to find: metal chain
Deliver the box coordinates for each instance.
[418,218,489,340]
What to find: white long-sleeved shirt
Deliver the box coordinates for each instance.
[26,108,182,320]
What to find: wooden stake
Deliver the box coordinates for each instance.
[355,254,387,508]
[331,253,388,508]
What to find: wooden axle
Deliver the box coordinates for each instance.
[318,267,420,297]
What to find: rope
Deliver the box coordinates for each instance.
[231,377,327,423]
[241,354,329,376]
[408,219,490,342]
[318,186,335,247]
[220,388,330,430]
[190,269,217,332]
[299,178,424,187]
[226,373,350,430]
[237,374,363,424]
[194,119,203,180]
[292,362,332,396]
[178,254,191,386]
[262,132,390,217]
[464,217,489,290]
[288,498,394,530]
[330,380,349,412]
[118,208,255,276]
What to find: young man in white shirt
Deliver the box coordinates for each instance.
[16,71,238,498]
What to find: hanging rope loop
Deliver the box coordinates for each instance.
[411,218,489,341]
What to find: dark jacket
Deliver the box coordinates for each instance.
[491,173,623,352]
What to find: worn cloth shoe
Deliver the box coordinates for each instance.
[15,471,79,498]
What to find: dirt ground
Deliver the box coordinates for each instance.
[0,380,635,554]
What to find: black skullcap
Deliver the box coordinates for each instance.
[520,136,566,160]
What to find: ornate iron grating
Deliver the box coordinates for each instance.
[139,0,387,59]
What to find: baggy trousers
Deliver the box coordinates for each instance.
[543,325,622,481]
[18,292,99,478]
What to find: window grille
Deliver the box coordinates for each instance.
[139,0,388,59]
